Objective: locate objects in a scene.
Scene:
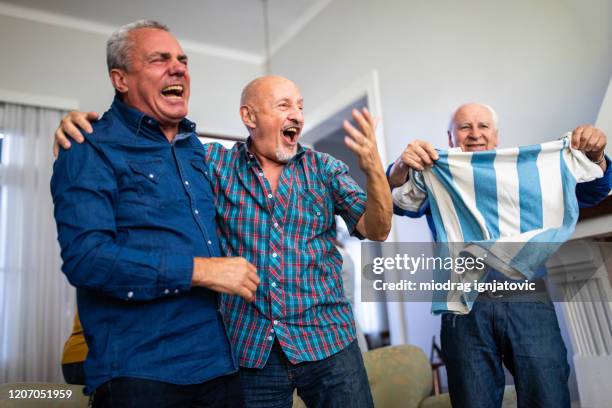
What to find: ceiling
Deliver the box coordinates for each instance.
[0,0,331,63]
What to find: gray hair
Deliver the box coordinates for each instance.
[106,20,169,72]
[447,103,499,132]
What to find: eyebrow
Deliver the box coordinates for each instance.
[148,52,188,62]
[458,121,490,126]
[275,97,303,104]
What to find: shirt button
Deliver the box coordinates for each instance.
[272,253,277,258]
[259,172,264,177]
[194,209,199,214]
[207,240,212,245]
[273,320,279,325]
[204,171,208,176]
[127,291,134,299]
[148,173,154,179]
[174,289,179,294]
[184,181,189,186]
[271,282,277,288]
[267,336,274,341]
[316,211,321,216]
[164,289,170,295]
[273,222,279,228]
[267,193,273,199]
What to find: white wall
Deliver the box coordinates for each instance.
[596,77,612,158]
[0,14,261,136]
[271,0,612,376]
[272,0,612,191]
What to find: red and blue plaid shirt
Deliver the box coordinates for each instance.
[202,140,366,368]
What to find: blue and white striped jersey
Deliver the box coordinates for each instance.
[393,135,605,314]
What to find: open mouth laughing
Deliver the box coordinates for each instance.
[161,84,185,99]
[282,125,300,144]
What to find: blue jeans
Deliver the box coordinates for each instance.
[441,299,570,408]
[91,372,243,408]
[239,340,373,408]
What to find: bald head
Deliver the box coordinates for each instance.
[241,75,298,107]
[239,75,304,164]
[447,103,499,152]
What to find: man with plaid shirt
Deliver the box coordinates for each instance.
[211,76,391,407]
[55,75,392,407]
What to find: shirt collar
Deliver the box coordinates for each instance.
[109,96,197,141]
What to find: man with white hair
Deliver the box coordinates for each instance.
[387,103,610,407]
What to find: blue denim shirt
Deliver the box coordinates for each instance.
[51,97,236,393]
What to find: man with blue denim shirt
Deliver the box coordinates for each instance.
[55,73,392,406]
[387,103,611,407]
[51,20,259,408]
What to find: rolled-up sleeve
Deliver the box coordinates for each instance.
[325,154,366,235]
[51,139,193,301]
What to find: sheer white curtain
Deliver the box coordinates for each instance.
[0,102,75,383]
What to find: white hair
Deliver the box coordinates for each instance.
[106,20,169,72]
[447,103,499,132]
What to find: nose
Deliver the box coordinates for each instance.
[169,58,187,76]
[466,126,481,139]
[288,106,304,125]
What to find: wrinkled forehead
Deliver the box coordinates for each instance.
[257,79,302,104]
[130,28,184,56]
[453,105,494,125]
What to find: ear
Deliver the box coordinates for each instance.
[240,105,256,129]
[110,69,129,94]
[447,130,454,148]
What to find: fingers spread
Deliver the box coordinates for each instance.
[344,119,365,141]
[344,135,360,154]
[354,108,378,140]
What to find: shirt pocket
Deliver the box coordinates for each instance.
[301,183,331,216]
[294,183,333,241]
[189,160,216,215]
[127,159,167,206]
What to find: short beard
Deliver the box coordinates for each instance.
[275,148,296,163]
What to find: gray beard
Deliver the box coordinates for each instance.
[275,149,296,163]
